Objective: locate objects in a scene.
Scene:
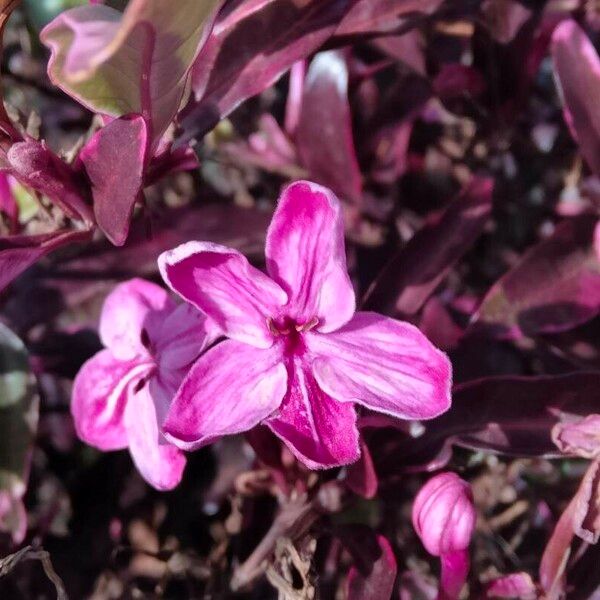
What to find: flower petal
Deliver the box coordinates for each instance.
[266,358,360,469]
[155,302,221,373]
[265,181,355,332]
[159,242,287,348]
[308,312,452,420]
[163,340,287,450]
[100,278,174,360]
[71,350,150,451]
[125,383,186,491]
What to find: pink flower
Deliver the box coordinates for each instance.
[412,472,476,600]
[159,181,452,469]
[72,278,217,490]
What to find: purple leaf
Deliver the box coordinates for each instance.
[181,0,355,141]
[433,64,486,99]
[551,20,600,175]
[539,496,577,598]
[472,215,600,338]
[0,229,92,291]
[6,141,92,224]
[222,114,302,179]
[0,173,18,233]
[363,177,493,316]
[346,532,397,600]
[345,440,378,499]
[48,203,272,282]
[335,0,444,37]
[451,373,600,457]
[79,114,147,246]
[371,372,600,476]
[41,0,220,145]
[295,51,362,204]
[481,0,532,45]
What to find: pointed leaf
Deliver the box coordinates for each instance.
[296,51,362,204]
[41,0,220,143]
[551,20,600,175]
[0,228,92,291]
[364,177,493,316]
[79,114,147,245]
[6,141,92,223]
[472,215,600,338]
[371,373,600,476]
[335,0,444,37]
[181,0,355,141]
[345,531,397,600]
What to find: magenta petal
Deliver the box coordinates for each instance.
[71,350,149,451]
[159,242,287,348]
[155,303,220,373]
[265,181,355,332]
[309,312,452,420]
[125,383,186,491]
[99,278,174,360]
[163,340,287,450]
[266,358,360,469]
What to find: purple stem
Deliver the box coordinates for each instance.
[437,550,469,600]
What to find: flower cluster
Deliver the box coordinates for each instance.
[73,181,452,486]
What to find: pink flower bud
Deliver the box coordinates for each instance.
[412,472,476,557]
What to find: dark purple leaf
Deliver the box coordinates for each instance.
[539,496,576,598]
[345,530,397,600]
[432,64,486,99]
[551,20,600,175]
[222,114,303,179]
[47,202,271,281]
[363,177,493,316]
[79,115,147,246]
[6,141,92,224]
[0,228,92,292]
[145,146,199,187]
[0,173,17,233]
[296,51,362,204]
[372,30,426,76]
[472,215,600,339]
[181,0,355,142]
[345,441,378,499]
[371,372,600,476]
[481,0,532,44]
[335,0,444,37]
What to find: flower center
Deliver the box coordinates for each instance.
[267,315,319,356]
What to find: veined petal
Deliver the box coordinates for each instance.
[163,340,287,450]
[266,357,360,469]
[156,303,221,373]
[308,312,452,420]
[148,376,176,436]
[71,349,150,451]
[159,242,287,349]
[265,181,355,332]
[100,278,174,360]
[125,383,186,491]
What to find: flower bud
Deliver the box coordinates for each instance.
[412,472,476,557]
